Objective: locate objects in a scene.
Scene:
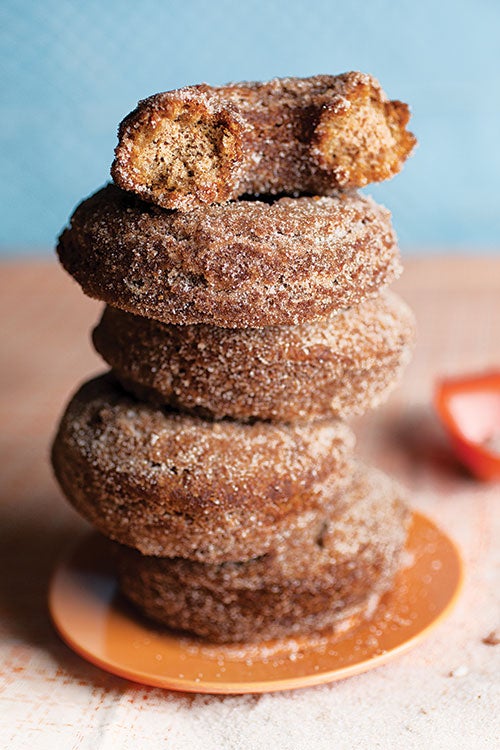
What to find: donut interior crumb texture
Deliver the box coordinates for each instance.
[112,73,416,210]
[125,92,246,207]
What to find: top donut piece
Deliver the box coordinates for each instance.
[112,72,416,211]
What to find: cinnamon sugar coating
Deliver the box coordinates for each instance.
[116,464,410,642]
[93,291,416,422]
[51,374,355,562]
[57,184,401,328]
[112,73,416,211]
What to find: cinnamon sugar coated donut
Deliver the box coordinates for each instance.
[57,184,401,327]
[93,291,416,422]
[51,68,418,646]
[112,73,416,211]
[115,464,410,642]
[51,374,355,562]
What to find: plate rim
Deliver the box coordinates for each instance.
[49,511,464,694]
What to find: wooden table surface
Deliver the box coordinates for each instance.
[1,256,499,749]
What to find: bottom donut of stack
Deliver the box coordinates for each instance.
[114,464,409,643]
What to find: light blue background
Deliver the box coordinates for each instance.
[1,0,499,253]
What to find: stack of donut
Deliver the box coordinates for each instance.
[52,72,417,643]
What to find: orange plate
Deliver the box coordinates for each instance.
[49,512,462,694]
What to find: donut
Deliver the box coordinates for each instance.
[115,464,410,642]
[111,72,416,211]
[93,291,416,422]
[51,374,355,562]
[57,184,401,328]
